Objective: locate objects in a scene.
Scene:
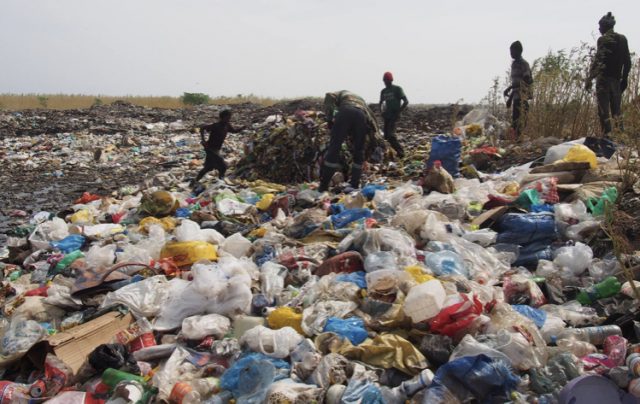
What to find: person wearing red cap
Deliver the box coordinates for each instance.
[379,72,408,158]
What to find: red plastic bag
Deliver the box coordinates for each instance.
[429,294,483,337]
[75,192,101,204]
[315,251,364,277]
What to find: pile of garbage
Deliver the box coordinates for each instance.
[234,110,330,183]
[2,110,640,404]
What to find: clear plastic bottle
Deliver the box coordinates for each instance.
[556,325,622,346]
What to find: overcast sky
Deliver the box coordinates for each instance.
[1,0,638,104]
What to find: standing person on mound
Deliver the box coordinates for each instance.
[191,109,243,186]
[379,71,408,158]
[503,41,533,138]
[319,90,380,192]
[585,11,631,136]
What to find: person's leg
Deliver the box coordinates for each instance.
[210,152,227,178]
[521,99,530,134]
[194,151,216,182]
[319,109,348,192]
[596,79,613,135]
[384,115,403,157]
[609,76,623,133]
[350,109,367,189]
[512,98,521,138]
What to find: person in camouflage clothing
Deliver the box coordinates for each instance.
[319,90,381,192]
[585,12,632,136]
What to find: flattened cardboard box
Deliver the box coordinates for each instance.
[31,311,133,374]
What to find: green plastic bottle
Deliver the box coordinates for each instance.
[54,250,84,273]
[101,368,146,389]
[577,276,621,305]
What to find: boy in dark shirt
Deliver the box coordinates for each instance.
[191,109,242,185]
[379,72,409,158]
[503,41,533,138]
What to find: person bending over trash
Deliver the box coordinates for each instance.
[379,71,408,158]
[319,90,381,192]
[585,12,631,136]
[191,109,243,186]
[503,41,533,138]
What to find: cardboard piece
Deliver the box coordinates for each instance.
[530,161,591,174]
[472,206,508,229]
[30,311,133,375]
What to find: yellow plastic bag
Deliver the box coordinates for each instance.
[70,210,93,224]
[160,241,217,266]
[248,227,267,238]
[404,266,434,284]
[139,216,177,232]
[255,194,275,211]
[267,307,305,335]
[562,144,597,169]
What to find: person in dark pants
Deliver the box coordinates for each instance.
[585,12,631,136]
[503,41,533,138]
[379,72,408,158]
[319,91,379,192]
[192,109,243,185]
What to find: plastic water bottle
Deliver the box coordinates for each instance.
[400,368,434,396]
[576,276,622,305]
[54,250,84,273]
[101,368,146,388]
[627,353,640,377]
[556,325,622,346]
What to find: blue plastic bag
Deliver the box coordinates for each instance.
[531,204,555,213]
[424,250,468,278]
[330,203,345,215]
[323,316,368,345]
[331,208,372,229]
[361,184,386,200]
[426,135,462,177]
[513,242,553,268]
[336,271,367,289]
[512,305,547,328]
[496,213,557,245]
[220,352,290,400]
[50,234,86,253]
[175,207,191,218]
[341,378,385,404]
[428,354,520,402]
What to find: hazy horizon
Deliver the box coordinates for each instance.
[1,0,638,104]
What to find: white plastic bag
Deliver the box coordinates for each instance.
[84,244,116,269]
[240,326,303,358]
[260,262,287,303]
[101,275,172,318]
[462,229,497,247]
[220,232,252,258]
[553,242,593,276]
[181,314,231,340]
[28,217,69,250]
